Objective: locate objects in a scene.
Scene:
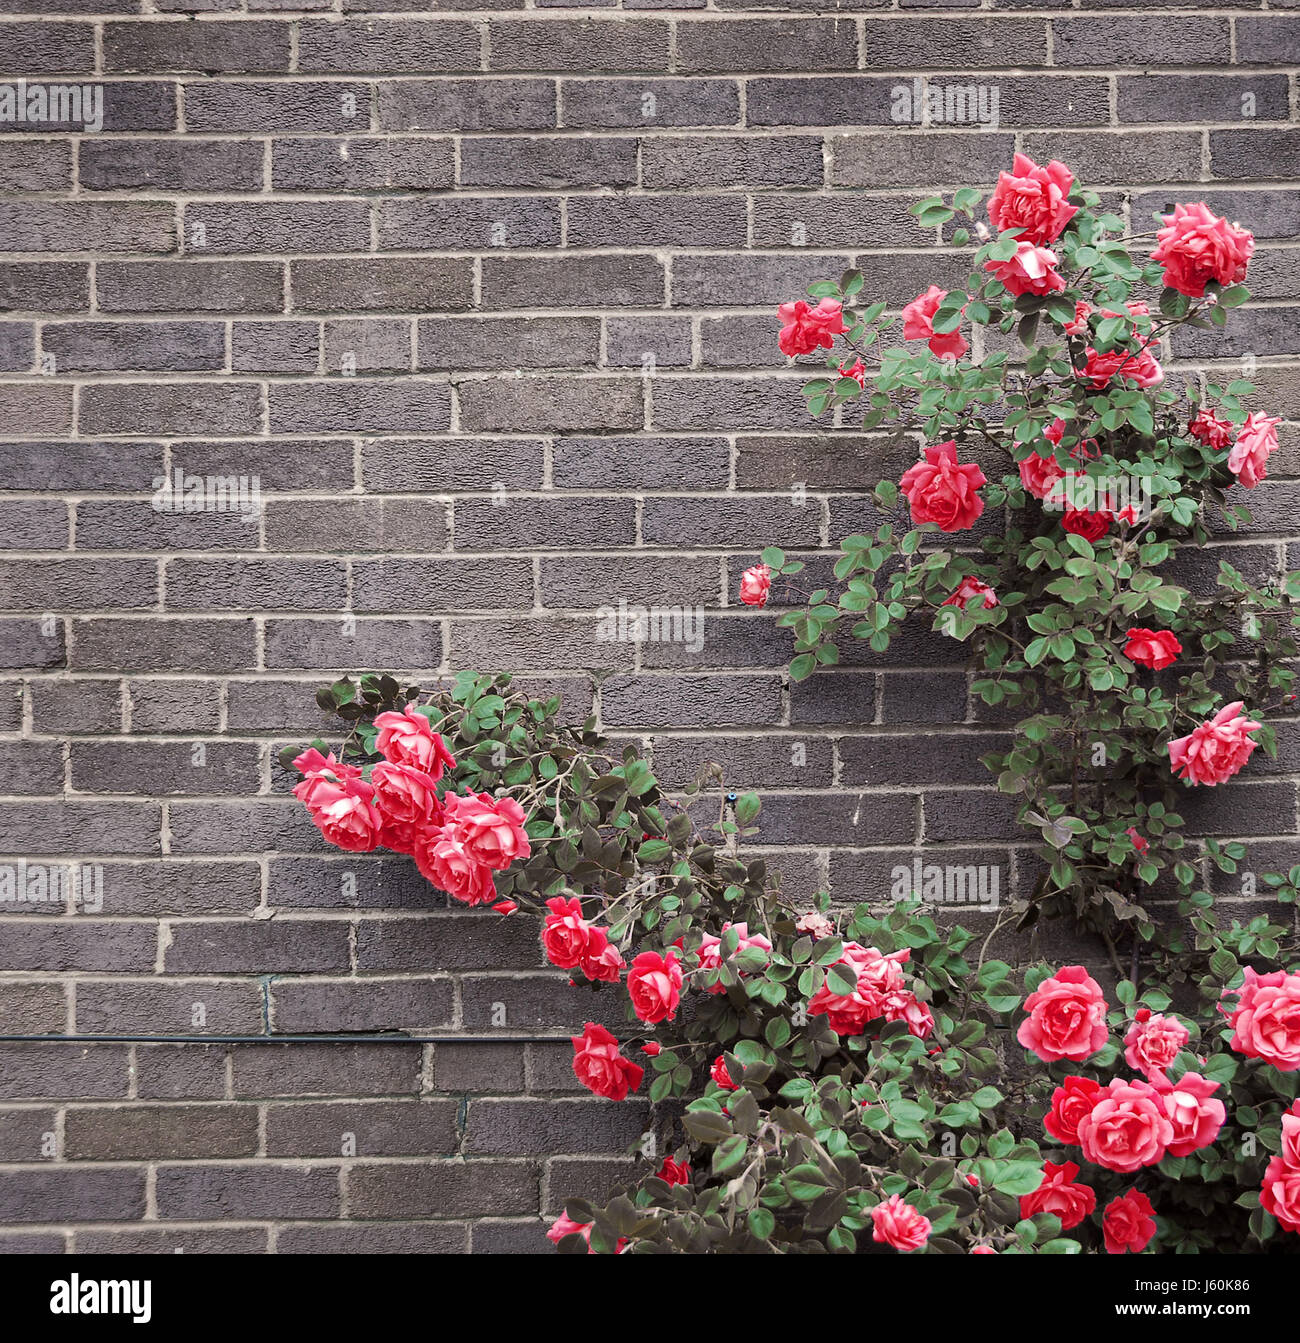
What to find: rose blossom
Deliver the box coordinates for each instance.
[1076,1078,1174,1173]
[1019,422,1070,500]
[1168,700,1261,787]
[1123,1008,1189,1077]
[710,1055,738,1091]
[571,1022,643,1101]
[441,791,530,871]
[1019,1161,1096,1230]
[657,1157,691,1187]
[540,896,598,970]
[986,241,1066,297]
[899,440,987,533]
[1043,1075,1103,1145]
[1152,202,1254,298]
[1102,1190,1157,1255]
[883,989,934,1040]
[292,755,383,854]
[370,760,443,854]
[1064,300,1092,337]
[795,910,836,939]
[1227,412,1281,489]
[627,949,683,1024]
[987,154,1077,245]
[1188,408,1234,451]
[777,297,846,357]
[1151,1071,1225,1157]
[1262,1157,1300,1234]
[808,942,909,1036]
[1062,508,1111,543]
[580,928,626,984]
[1123,628,1182,671]
[901,284,969,360]
[373,707,456,779]
[942,576,998,611]
[1283,1099,1300,1168]
[413,831,496,906]
[870,1194,932,1252]
[694,922,772,994]
[1224,966,1300,1071]
[1127,827,1149,855]
[739,563,772,608]
[1017,965,1109,1063]
[1081,345,1164,390]
[546,1212,593,1250]
[839,357,866,387]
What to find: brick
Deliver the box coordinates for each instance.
[70,618,256,674]
[1237,16,1300,65]
[643,136,822,189]
[380,196,562,250]
[164,919,351,974]
[65,1105,259,1161]
[231,321,320,374]
[268,1098,459,1158]
[0,982,67,1034]
[263,617,443,671]
[184,81,370,134]
[78,1228,268,1254]
[0,1168,147,1224]
[297,19,481,73]
[0,558,157,611]
[0,384,72,435]
[44,321,225,373]
[465,1098,647,1155]
[0,619,66,671]
[76,501,258,552]
[830,132,1017,187]
[291,258,472,313]
[0,1109,55,1161]
[0,497,65,547]
[650,376,807,431]
[488,19,670,73]
[418,316,599,371]
[1118,75,1288,125]
[80,382,261,437]
[70,740,258,796]
[539,554,721,609]
[0,741,64,794]
[363,438,546,492]
[462,136,637,188]
[103,20,291,73]
[672,252,846,308]
[678,19,857,72]
[0,23,96,74]
[97,262,283,314]
[480,254,665,309]
[457,376,643,433]
[352,558,531,612]
[268,380,451,435]
[324,318,411,373]
[566,196,747,249]
[602,673,782,727]
[379,78,556,131]
[0,263,89,313]
[650,731,833,788]
[605,316,692,369]
[79,139,264,192]
[0,920,155,973]
[563,77,738,128]
[351,1159,536,1217]
[1020,131,1202,186]
[448,616,633,673]
[166,558,349,613]
[0,201,174,255]
[187,201,372,256]
[156,1164,340,1220]
[0,142,72,192]
[127,680,221,734]
[1053,16,1228,67]
[272,137,455,191]
[433,1041,525,1092]
[232,1042,422,1097]
[277,1223,467,1254]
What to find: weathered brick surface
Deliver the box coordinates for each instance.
[0,1,1296,1256]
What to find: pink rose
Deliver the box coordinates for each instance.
[1283,1099,1300,1168]
[795,910,836,939]
[441,791,530,871]
[739,563,772,608]
[1103,1190,1157,1255]
[777,297,845,357]
[941,576,998,611]
[1226,412,1281,489]
[370,761,443,854]
[986,241,1066,297]
[1152,202,1254,298]
[541,896,597,970]
[413,831,496,906]
[1123,1008,1189,1077]
[1043,1075,1103,1145]
[1168,700,1261,787]
[694,922,772,994]
[546,1212,593,1250]
[1076,1078,1174,1173]
[1064,300,1092,337]
[1019,422,1070,500]
[292,755,382,853]
[627,949,683,1024]
[1262,1157,1300,1234]
[1150,1070,1225,1157]
[1188,408,1234,451]
[1225,966,1300,1070]
[373,708,456,780]
[1019,1161,1096,1230]
[899,440,987,533]
[987,153,1077,245]
[580,928,626,984]
[883,989,934,1040]
[571,1022,643,1101]
[1081,345,1164,390]
[1127,827,1149,856]
[870,1194,931,1252]
[901,284,968,360]
[1016,965,1109,1063]
[838,357,866,387]
[710,1055,738,1091]
[808,942,909,1037]
[1123,628,1182,672]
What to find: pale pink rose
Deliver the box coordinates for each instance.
[1123,1008,1189,1078]
[1150,1070,1225,1157]
[1016,965,1109,1063]
[870,1194,932,1252]
[441,791,530,871]
[1226,412,1281,489]
[1076,1078,1174,1173]
[1224,966,1300,1071]
[373,708,456,779]
[1152,202,1254,298]
[901,284,969,360]
[1168,700,1260,787]
[739,563,772,608]
[987,154,1077,245]
[795,910,836,939]
[985,241,1066,297]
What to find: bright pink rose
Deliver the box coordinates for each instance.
[777,297,845,357]
[1123,628,1182,672]
[986,242,1065,297]
[1043,1075,1103,1145]
[1076,1078,1174,1173]
[373,708,456,779]
[883,989,934,1040]
[541,896,597,970]
[694,922,772,994]
[1282,1099,1300,1168]
[1225,966,1300,1070]
[413,832,496,906]
[1123,1008,1189,1077]
[657,1156,691,1187]
[370,760,443,854]
[1151,1071,1225,1157]
[710,1055,738,1091]
[1103,1190,1157,1255]
[1227,412,1281,489]
[1017,965,1109,1063]
[899,440,986,533]
[1019,422,1069,500]
[1262,1157,1300,1234]
[1081,345,1164,390]
[839,357,866,387]
[292,747,361,799]
[870,1194,932,1252]
[942,576,998,611]
[1019,1161,1096,1230]
[441,791,530,871]
[739,563,772,608]
[293,756,382,853]
[970,1245,997,1255]
[1168,700,1261,787]
[571,1022,643,1101]
[987,153,1077,245]
[1152,202,1254,298]
[580,929,626,984]
[808,942,909,1036]
[901,284,969,360]
[546,1212,593,1249]
[1061,507,1111,543]
[627,949,683,1024]
[1188,408,1234,450]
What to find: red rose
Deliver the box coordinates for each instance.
[1123,628,1182,671]
[777,297,845,357]
[1188,408,1234,450]
[1016,965,1109,1063]
[1076,1078,1173,1173]
[941,576,998,612]
[571,1022,643,1101]
[1081,345,1164,390]
[657,1156,691,1187]
[1062,508,1111,543]
[540,895,596,970]
[627,949,683,1024]
[987,153,1077,245]
[1102,1190,1157,1254]
[899,440,987,533]
[710,1055,738,1091]
[1152,202,1253,298]
[901,284,968,360]
[1019,1161,1096,1230]
[1043,1075,1103,1145]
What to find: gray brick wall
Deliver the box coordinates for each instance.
[0,0,1298,1254]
